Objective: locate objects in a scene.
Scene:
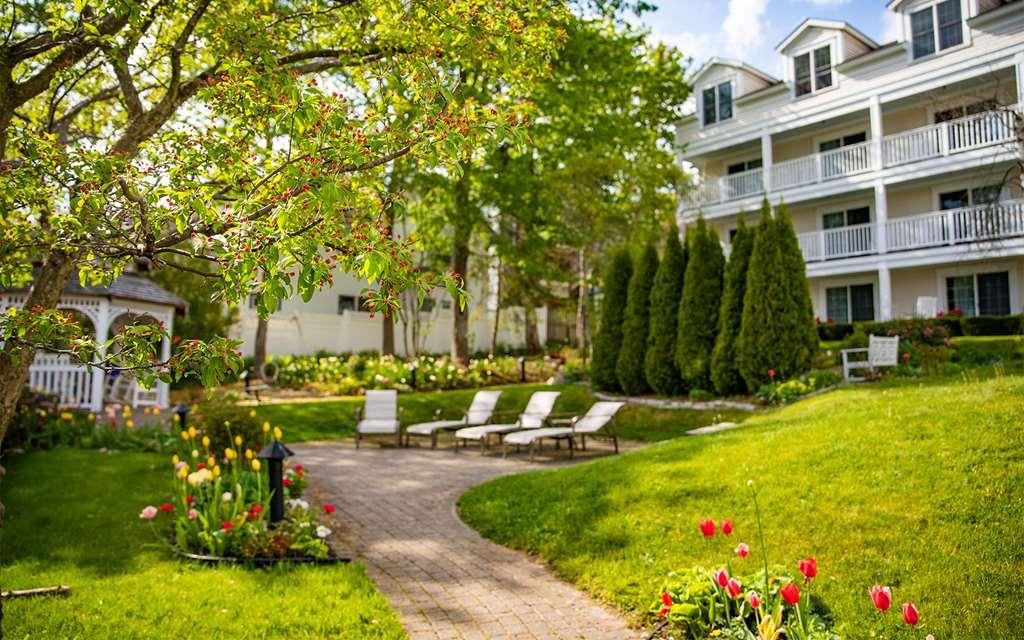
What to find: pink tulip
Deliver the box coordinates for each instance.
[714,569,729,588]
[735,543,749,558]
[902,603,919,626]
[187,508,198,520]
[747,591,761,609]
[870,585,892,612]
[139,506,157,520]
[727,578,742,598]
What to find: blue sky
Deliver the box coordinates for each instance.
[639,0,902,78]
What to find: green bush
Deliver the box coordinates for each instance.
[191,394,263,452]
[961,314,1022,336]
[711,215,754,395]
[592,245,633,391]
[737,202,818,390]
[817,321,854,341]
[644,226,687,396]
[617,242,659,395]
[676,216,725,391]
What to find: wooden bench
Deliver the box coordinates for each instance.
[841,335,900,382]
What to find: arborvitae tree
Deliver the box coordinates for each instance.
[616,242,659,395]
[711,213,755,396]
[644,226,687,396]
[591,246,633,391]
[675,216,726,391]
[737,203,818,390]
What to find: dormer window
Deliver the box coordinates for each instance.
[701,81,733,127]
[794,45,832,97]
[911,0,963,60]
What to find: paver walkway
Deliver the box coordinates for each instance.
[293,441,643,640]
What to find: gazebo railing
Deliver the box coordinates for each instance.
[28,353,94,409]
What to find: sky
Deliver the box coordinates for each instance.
[639,0,902,78]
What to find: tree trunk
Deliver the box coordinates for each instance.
[524,305,542,354]
[382,315,395,356]
[490,258,502,355]
[451,231,470,364]
[575,249,588,356]
[0,249,77,443]
[252,317,268,380]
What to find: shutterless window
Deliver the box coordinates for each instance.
[912,1,963,60]
[702,83,733,127]
[825,284,875,322]
[939,185,1002,210]
[337,295,356,314]
[795,45,832,97]
[814,47,833,90]
[702,87,717,126]
[936,0,963,50]
[945,272,1010,316]
[794,53,812,97]
[727,159,762,175]
[717,82,733,121]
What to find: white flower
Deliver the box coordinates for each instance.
[287,498,309,510]
[316,525,332,538]
[221,491,233,502]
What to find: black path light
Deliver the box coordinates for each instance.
[174,403,190,430]
[518,356,527,383]
[258,440,295,524]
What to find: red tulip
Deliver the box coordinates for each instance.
[250,504,263,514]
[220,521,234,531]
[186,495,195,504]
[324,503,336,514]
[714,569,729,588]
[735,542,749,558]
[159,503,174,512]
[870,585,892,612]
[902,603,919,626]
[283,478,293,487]
[727,578,742,598]
[780,582,800,606]
[699,518,716,537]
[721,519,733,535]
[768,369,776,380]
[902,352,911,362]
[798,556,817,581]
[658,592,672,618]
[747,591,761,609]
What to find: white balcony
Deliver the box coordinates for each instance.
[688,168,763,206]
[797,200,1024,262]
[772,140,873,191]
[882,107,1017,168]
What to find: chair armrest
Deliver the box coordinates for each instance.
[841,348,869,365]
[355,406,363,421]
[548,417,576,426]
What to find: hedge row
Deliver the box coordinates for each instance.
[817,314,1022,341]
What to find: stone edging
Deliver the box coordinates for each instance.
[591,390,760,412]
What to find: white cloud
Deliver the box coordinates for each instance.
[723,0,769,59]
[804,0,849,6]
[647,30,720,68]
[880,9,902,43]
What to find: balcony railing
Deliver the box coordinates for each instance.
[886,199,1024,252]
[685,106,1018,209]
[798,222,876,262]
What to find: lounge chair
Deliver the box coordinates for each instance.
[355,389,402,448]
[453,391,560,452]
[404,390,503,448]
[502,401,625,460]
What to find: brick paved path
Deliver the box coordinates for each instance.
[293,441,643,640]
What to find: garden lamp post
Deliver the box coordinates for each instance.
[518,356,527,383]
[258,440,295,524]
[410,365,417,390]
[174,403,190,430]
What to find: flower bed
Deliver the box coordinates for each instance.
[140,423,339,563]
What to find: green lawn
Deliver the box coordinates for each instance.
[256,383,750,443]
[458,374,1024,639]
[0,448,405,639]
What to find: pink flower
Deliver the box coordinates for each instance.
[726,578,742,598]
[735,543,749,558]
[139,506,158,520]
[768,369,776,380]
[902,603,919,626]
[699,518,716,537]
[870,585,892,612]
[747,591,761,609]
[187,509,198,520]
[714,569,729,588]
[721,519,733,535]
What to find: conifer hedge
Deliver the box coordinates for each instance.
[591,245,633,391]
[616,242,659,395]
[675,216,725,391]
[644,226,687,396]
[711,213,755,395]
[737,203,818,389]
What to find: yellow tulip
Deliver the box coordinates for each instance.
[153,406,161,415]
[207,456,216,468]
[191,449,199,458]
[262,421,270,433]
[225,447,237,460]
[251,459,261,472]
[245,449,254,460]
[172,454,180,466]
[202,436,210,448]
[179,430,189,441]
[175,413,181,422]
[188,426,197,438]
[234,435,242,446]
[273,426,283,441]
[177,465,188,479]
[144,407,151,415]
[125,419,135,429]
[249,410,257,418]
[212,465,221,478]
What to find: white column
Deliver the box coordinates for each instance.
[874,179,888,255]
[89,299,109,412]
[869,95,884,171]
[878,264,893,321]
[761,132,773,193]
[158,312,172,408]
[1016,52,1024,108]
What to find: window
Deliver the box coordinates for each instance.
[419,297,436,313]
[727,159,762,175]
[934,100,997,124]
[826,284,875,322]
[337,295,357,314]
[911,0,963,60]
[794,45,833,97]
[823,207,870,230]
[822,207,871,257]
[939,185,1003,210]
[946,271,1011,316]
[702,82,733,126]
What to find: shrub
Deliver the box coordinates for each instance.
[644,225,687,396]
[737,202,818,390]
[817,320,854,341]
[711,215,754,395]
[191,394,263,452]
[617,242,659,395]
[676,216,725,391]
[961,314,1022,336]
[591,245,633,391]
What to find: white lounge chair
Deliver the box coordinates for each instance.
[355,389,402,448]
[841,335,900,382]
[502,401,625,460]
[453,390,561,452]
[404,390,503,449]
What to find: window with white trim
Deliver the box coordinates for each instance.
[938,184,1003,210]
[825,284,875,322]
[726,159,762,175]
[794,44,832,97]
[945,271,1010,316]
[911,0,964,60]
[701,81,733,127]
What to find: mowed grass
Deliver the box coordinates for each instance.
[255,383,750,443]
[0,448,405,639]
[458,374,1024,639]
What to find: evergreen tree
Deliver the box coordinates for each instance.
[675,216,725,391]
[737,203,818,390]
[591,246,633,391]
[711,213,755,395]
[616,242,659,395]
[644,225,687,396]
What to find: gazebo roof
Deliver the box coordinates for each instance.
[65,273,188,313]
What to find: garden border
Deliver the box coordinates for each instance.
[592,390,759,411]
[173,548,351,567]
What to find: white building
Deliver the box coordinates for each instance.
[677,0,1024,322]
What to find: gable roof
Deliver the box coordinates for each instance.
[7,272,188,313]
[691,56,779,86]
[776,18,880,53]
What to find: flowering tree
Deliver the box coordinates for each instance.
[0,1,570,442]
